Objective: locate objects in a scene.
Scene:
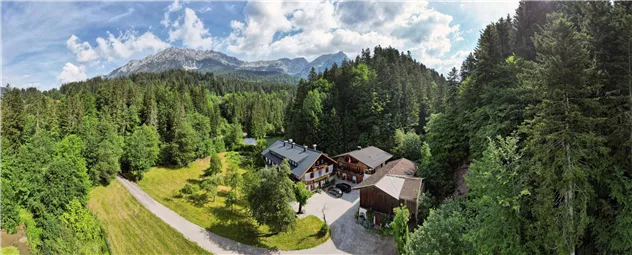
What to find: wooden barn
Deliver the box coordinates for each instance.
[352,158,422,224]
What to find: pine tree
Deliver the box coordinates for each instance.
[1,86,25,151]
[445,67,459,111]
[513,1,558,60]
[524,13,607,254]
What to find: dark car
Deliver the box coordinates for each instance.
[335,183,352,193]
[327,187,343,198]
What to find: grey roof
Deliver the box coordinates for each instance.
[353,157,423,202]
[243,138,257,146]
[261,140,322,178]
[353,173,423,202]
[334,146,393,169]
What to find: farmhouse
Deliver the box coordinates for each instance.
[333,146,393,183]
[261,140,336,191]
[352,158,423,224]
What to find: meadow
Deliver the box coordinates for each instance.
[138,152,329,250]
[88,181,210,255]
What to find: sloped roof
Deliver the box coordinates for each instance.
[379,158,418,176]
[261,140,322,178]
[334,146,393,169]
[375,175,405,199]
[353,157,423,202]
[400,177,423,201]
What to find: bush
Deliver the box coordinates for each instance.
[180,184,198,195]
[204,153,222,177]
[189,191,209,206]
[362,217,375,229]
[19,208,42,252]
[319,222,329,236]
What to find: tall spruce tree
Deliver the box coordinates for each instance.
[524,13,607,254]
[1,86,25,151]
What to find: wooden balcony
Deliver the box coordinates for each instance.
[337,162,366,174]
[312,163,329,171]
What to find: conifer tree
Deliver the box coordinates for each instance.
[524,13,607,254]
[1,86,25,151]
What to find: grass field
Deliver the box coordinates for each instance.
[138,151,329,250]
[265,136,284,146]
[0,247,20,255]
[88,181,210,255]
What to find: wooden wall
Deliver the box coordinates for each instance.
[359,186,418,217]
[359,186,400,215]
[335,156,369,171]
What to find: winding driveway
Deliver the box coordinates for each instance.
[117,176,395,254]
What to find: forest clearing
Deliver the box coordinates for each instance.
[137,152,329,250]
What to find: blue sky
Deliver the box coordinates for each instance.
[1,1,519,90]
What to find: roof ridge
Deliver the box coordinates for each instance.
[387,173,423,180]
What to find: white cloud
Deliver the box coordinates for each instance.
[161,0,183,27]
[415,49,470,74]
[223,0,462,66]
[66,35,101,62]
[56,63,87,84]
[200,6,212,13]
[66,31,170,63]
[108,7,134,23]
[168,8,215,50]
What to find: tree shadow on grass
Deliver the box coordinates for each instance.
[217,190,230,198]
[207,206,277,250]
[186,178,202,185]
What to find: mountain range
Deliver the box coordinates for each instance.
[107,47,349,81]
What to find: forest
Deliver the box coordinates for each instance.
[285,1,632,254]
[0,70,295,253]
[1,1,631,254]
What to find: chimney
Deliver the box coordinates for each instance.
[303,145,307,152]
[283,141,286,146]
[313,144,317,150]
[291,142,294,148]
[357,146,362,150]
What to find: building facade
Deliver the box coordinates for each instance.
[261,140,336,191]
[333,146,393,184]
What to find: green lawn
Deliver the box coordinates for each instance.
[88,181,210,255]
[265,136,284,146]
[138,151,329,250]
[0,247,20,255]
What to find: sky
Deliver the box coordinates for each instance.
[1,0,519,90]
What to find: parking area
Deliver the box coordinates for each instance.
[292,180,396,254]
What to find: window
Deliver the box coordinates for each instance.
[310,172,314,179]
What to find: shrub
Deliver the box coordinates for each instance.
[180,184,198,195]
[319,222,329,236]
[189,191,208,206]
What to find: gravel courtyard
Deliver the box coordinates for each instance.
[293,181,397,255]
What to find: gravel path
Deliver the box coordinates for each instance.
[116,176,347,255]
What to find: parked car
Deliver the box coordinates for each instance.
[336,183,352,193]
[328,187,343,198]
